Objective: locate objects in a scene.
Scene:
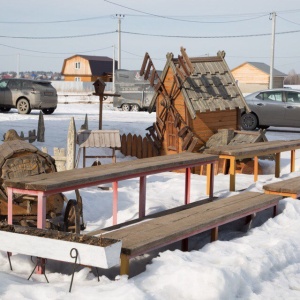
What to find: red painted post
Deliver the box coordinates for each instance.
[7,188,13,225]
[139,176,146,218]
[112,181,118,225]
[185,167,191,205]
[37,192,46,229]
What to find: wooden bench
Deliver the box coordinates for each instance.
[205,139,300,191]
[263,176,300,199]
[4,152,218,228]
[91,191,282,276]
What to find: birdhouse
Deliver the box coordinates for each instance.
[93,78,106,95]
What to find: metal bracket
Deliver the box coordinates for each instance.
[28,257,49,283]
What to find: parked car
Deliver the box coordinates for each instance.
[0,78,57,114]
[241,88,300,130]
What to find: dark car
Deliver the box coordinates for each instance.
[241,88,300,130]
[0,78,57,114]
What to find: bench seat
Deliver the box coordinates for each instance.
[94,192,282,276]
[263,176,300,199]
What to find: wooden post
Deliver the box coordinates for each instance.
[229,157,236,192]
[120,254,130,275]
[37,111,45,142]
[291,150,295,172]
[275,153,280,178]
[254,156,259,182]
[139,176,146,218]
[99,95,103,130]
[66,117,76,170]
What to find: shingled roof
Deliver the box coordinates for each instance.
[245,62,286,77]
[150,50,250,119]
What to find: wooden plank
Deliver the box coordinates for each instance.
[142,137,148,159]
[5,152,218,192]
[136,136,143,159]
[263,177,300,194]
[101,192,281,256]
[132,135,137,158]
[121,134,127,156]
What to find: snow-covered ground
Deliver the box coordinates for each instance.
[1,102,300,299]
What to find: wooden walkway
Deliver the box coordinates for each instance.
[95,192,281,275]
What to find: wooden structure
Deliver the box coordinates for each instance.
[231,62,286,94]
[0,136,84,233]
[120,133,158,159]
[205,139,300,191]
[93,78,120,130]
[90,192,281,275]
[77,130,121,167]
[61,55,118,82]
[4,152,218,229]
[263,177,300,199]
[140,48,250,157]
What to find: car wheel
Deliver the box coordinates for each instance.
[42,108,55,115]
[131,104,140,112]
[241,113,258,131]
[0,107,11,112]
[17,99,31,114]
[122,104,130,111]
[258,125,269,130]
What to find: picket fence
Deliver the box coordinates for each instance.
[120,133,158,159]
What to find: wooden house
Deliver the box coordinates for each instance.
[140,48,251,158]
[231,62,286,94]
[61,55,118,82]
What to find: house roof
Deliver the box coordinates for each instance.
[233,62,286,77]
[149,50,250,119]
[61,55,118,76]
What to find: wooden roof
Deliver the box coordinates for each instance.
[149,50,250,119]
[77,130,121,148]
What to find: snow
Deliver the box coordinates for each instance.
[1,102,300,299]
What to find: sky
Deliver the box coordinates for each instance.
[1,102,300,298]
[1,0,300,74]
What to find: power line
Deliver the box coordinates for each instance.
[0,31,115,39]
[0,43,113,54]
[104,0,269,23]
[277,15,300,26]
[0,15,113,24]
[120,29,300,39]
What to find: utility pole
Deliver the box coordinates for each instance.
[116,14,124,70]
[112,45,115,92]
[269,12,276,89]
[17,53,20,78]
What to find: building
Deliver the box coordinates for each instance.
[142,48,250,157]
[231,62,286,94]
[61,55,118,82]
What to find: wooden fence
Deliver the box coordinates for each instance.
[120,133,158,159]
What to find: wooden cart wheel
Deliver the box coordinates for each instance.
[64,200,80,234]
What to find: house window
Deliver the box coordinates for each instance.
[75,77,81,82]
[167,114,178,151]
[75,62,81,69]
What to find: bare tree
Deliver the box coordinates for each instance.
[284,69,300,85]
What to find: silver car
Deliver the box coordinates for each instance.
[0,78,57,114]
[241,88,300,130]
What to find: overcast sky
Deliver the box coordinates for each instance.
[1,0,300,74]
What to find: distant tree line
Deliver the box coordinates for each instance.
[284,69,300,85]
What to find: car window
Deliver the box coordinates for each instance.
[22,81,33,90]
[7,80,21,90]
[286,91,300,103]
[0,80,9,88]
[258,92,283,102]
